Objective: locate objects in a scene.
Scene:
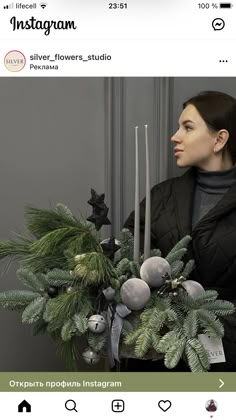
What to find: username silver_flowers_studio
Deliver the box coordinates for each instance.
[10,16,77,36]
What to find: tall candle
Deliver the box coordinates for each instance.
[144,124,151,260]
[133,126,140,262]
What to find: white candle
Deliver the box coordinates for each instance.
[133,126,140,262]
[144,124,151,260]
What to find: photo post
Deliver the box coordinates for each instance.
[0,1,236,418]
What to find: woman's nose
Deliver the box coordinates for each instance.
[171,127,182,143]
[171,131,178,142]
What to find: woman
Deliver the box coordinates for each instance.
[122,91,236,372]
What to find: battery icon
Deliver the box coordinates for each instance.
[220,3,233,7]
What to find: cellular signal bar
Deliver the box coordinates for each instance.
[219,3,233,7]
[3,3,14,8]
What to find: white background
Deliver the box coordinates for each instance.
[1,392,233,419]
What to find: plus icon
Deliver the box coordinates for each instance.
[112,400,125,412]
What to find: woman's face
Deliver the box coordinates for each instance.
[171,104,217,170]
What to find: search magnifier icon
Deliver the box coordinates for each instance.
[65,399,78,412]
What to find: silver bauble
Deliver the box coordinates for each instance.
[140,256,171,288]
[120,278,151,310]
[66,286,78,294]
[82,348,100,365]
[182,280,205,297]
[88,314,106,333]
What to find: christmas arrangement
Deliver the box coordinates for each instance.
[0,191,234,372]
[0,126,234,372]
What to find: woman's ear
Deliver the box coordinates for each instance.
[214,129,229,152]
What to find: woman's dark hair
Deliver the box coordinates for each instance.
[183,91,236,164]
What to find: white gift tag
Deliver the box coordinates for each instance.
[198,334,226,364]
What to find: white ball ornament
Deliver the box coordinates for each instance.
[120,278,151,310]
[140,256,171,288]
[88,314,106,333]
[82,348,100,365]
[182,280,205,297]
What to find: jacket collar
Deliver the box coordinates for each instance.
[173,166,236,237]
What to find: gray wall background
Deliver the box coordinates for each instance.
[0,77,235,371]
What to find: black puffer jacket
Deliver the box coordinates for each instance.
[124,167,236,371]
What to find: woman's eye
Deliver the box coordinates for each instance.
[185,126,192,131]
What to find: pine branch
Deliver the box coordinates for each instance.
[151,332,162,352]
[164,339,186,369]
[61,319,77,341]
[153,295,172,311]
[119,229,134,261]
[46,269,74,287]
[185,338,210,372]
[170,260,184,277]
[25,205,82,238]
[74,252,117,286]
[17,268,45,291]
[134,329,153,358]
[121,319,134,337]
[176,292,195,312]
[110,278,121,290]
[44,290,82,331]
[144,291,158,309]
[150,249,162,257]
[202,319,225,338]
[124,328,143,346]
[0,290,41,310]
[181,259,195,278]
[29,227,81,257]
[192,290,218,305]
[0,205,100,273]
[55,204,77,223]
[73,313,89,334]
[165,235,192,259]
[140,308,166,331]
[65,235,101,268]
[55,335,79,371]
[197,309,224,337]
[115,258,131,277]
[79,297,94,317]
[183,310,198,338]
[165,248,188,265]
[88,332,107,352]
[129,261,140,278]
[22,296,47,324]
[202,300,235,316]
[21,254,68,273]
[0,241,31,261]
[156,330,181,353]
[129,296,176,357]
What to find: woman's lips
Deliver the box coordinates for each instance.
[174,150,183,155]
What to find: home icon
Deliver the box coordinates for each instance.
[18,400,31,413]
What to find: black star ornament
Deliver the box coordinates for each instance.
[88,189,105,209]
[87,206,111,230]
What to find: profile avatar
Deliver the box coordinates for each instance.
[205,399,218,412]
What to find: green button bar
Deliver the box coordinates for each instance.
[0,372,235,392]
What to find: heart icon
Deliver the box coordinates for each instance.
[158,400,172,412]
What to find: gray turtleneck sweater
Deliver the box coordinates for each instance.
[192,164,236,229]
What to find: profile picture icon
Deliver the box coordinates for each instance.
[205,399,218,412]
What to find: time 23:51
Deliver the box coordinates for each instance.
[108,3,128,9]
